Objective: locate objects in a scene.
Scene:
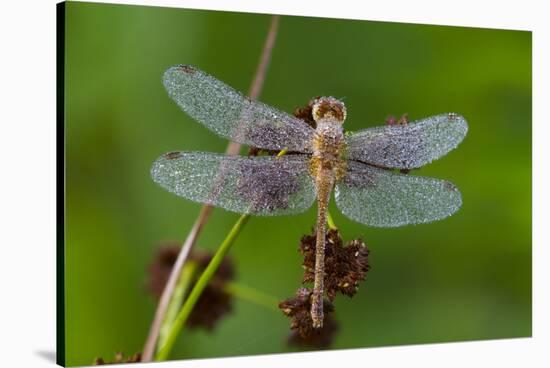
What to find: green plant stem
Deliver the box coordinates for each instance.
[159,263,278,349]
[157,262,197,350]
[327,210,338,230]
[276,148,288,157]
[155,148,286,360]
[142,16,281,362]
[224,281,280,312]
[155,214,250,361]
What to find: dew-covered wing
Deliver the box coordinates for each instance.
[163,65,316,152]
[346,113,468,169]
[335,161,462,227]
[151,151,316,216]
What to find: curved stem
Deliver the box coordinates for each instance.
[142,206,212,360]
[155,214,250,361]
[158,262,197,349]
[226,15,280,156]
[276,147,288,157]
[141,15,281,362]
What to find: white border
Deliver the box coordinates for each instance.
[68,0,536,30]
[1,0,547,367]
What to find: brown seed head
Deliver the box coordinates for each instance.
[287,312,339,349]
[279,287,337,347]
[146,243,234,331]
[293,98,318,129]
[386,113,409,126]
[93,352,141,365]
[300,229,370,300]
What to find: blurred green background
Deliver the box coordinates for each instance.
[63,1,531,366]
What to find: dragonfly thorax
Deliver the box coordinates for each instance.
[312,97,346,159]
[311,97,347,166]
[310,113,347,182]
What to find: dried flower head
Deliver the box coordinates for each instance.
[287,312,339,349]
[386,113,409,126]
[147,243,234,330]
[146,244,180,298]
[300,229,370,300]
[293,98,318,129]
[93,352,141,365]
[279,288,338,348]
[185,250,234,330]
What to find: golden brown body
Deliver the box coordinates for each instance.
[308,97,347,328]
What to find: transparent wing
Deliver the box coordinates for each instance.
[151,151,316,216]
[335,161,462,227]
[346,113,468,169]
[163,65,316,152]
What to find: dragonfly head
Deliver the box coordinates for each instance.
[312,96,347,125]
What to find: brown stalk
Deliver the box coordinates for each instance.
[141,15,281,362]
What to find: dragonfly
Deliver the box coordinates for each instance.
[151,64,468,328]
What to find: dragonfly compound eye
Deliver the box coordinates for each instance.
[312,96,347,124]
